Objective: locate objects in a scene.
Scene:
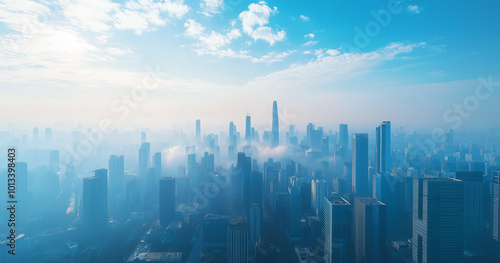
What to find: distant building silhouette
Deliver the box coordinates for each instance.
[139,142,150,178]
[108,155,125,196]
[271,101,279,148]
[353,133,369,197]
[82,169,108,229]
[160,177,176,226]
[245,115,251,143]
[196,119,201,143]
[375,121,391,174]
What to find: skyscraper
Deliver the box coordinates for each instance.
[271,101,279,148]
[227,216,249,263]
[375,121,391,174]
[160,177,176,226]
[250,203,261,245]
[237,152,252,209]
[338,124,348,150]
[324,196,352,263]
[493,170,500,241]
[311,179,327,217]
[412,178,464,263]
[287,187,303,239]
[139,142,150,178]
[203,214,229,250]
[455,171,483,239]
[245,115,251,143]
[44,127,52,146]
[353,133,369,197]
[82,169,108,229]
[154,152,162,180]
[108,155,125,195]
[354,197,386,263]
[196,119,201,142]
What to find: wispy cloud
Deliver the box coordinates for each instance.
[304,33,315,39]
[407,5,422,14]
[199,0,223,16]
[304,40,317,46]
[299,15,310,21]
[248,42,426,89]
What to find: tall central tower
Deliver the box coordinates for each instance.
[272,101,279,148]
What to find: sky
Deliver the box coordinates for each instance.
[0,0,499,133]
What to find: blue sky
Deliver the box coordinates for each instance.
[0,0,499,132]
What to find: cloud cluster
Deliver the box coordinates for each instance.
[199,0,224,17]
[238,1,286,45]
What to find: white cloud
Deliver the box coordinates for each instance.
[238,1,286,45]
[248,42,425,89]
[251,50,295,63]
[198,29,241,51]
[112,0,189,35]
[184,19,205,37]
[326,49,340,56]
[58,0,119,33]
[199,0,224,16]
[304,33,314,39]
[407,5,422,14]
[304,40,317,46]
[57,0,189,35]
[299,15,310,21]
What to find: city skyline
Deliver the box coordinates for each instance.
[1,1,500,262]
[1,1,500,129]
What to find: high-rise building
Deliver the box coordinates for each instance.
[354,197,386,263]
[338,124,348,150]
[250,203,261,245]
[493,170,500,241]
[203,214,229,250]
[353,134,369,197]
[229,121,237,147]
[44,127,52,146]
[108,155,125,195]
[287,187,303,239]
[154,152,162,180]
[271,101,279,148]
[227,216,249,263]
[160,177,176,226]
[245,115,251,143]
[375,121,391,174]
[311,179,327,217]
[200,152,214,182]
[324,196,352,263]
[238,152,252,209]
[139,142,150,178]
[33,127,39,142]
[82,169,108,229]
[251,171,263,205]
[412,178,464,263]
[196,119,201,142]
[455,171,483,239]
